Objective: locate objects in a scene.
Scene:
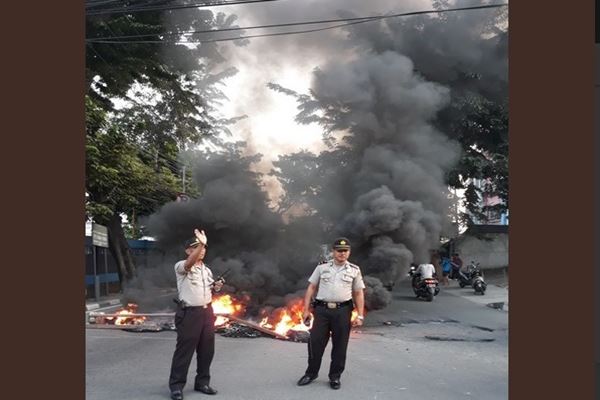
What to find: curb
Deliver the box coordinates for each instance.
[86,298,122,312]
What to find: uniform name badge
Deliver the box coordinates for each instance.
[327,302,337,309]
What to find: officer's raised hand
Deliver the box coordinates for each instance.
[194,228,207,246]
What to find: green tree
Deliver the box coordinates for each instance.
[85,3,241,280]
[86,96,181,280]
[443,95,508,226]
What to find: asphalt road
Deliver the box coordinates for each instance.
[86,280,508,400]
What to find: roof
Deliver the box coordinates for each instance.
[439,224,508,253]
[465,224,509,235]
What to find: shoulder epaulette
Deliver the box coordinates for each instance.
[348,262,360,269]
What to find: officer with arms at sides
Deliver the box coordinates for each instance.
[297,237,366,390]
[168,229,224,400]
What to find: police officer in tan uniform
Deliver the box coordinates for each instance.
[169,229,223,400]
[297,238,366,390]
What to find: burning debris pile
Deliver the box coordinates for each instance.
[88,302,174,332]
[88,295,360,342]
[89,303,147,326]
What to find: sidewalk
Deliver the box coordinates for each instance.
[85,295,124,325]
[442,273,509,312]
[85,295,123,312]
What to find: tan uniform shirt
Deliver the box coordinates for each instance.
[308,261,366,302]
[174,260,215,306]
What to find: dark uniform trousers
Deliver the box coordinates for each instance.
[169,305,215,391]
[305,302,353,380]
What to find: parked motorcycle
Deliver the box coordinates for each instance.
[408,265,440,302]
[457,261,487,295]
[469,262,487,295]
[456,267,472,288]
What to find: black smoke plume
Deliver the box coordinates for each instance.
[124,0,506,313]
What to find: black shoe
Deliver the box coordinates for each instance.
[297,375,317,386]
[194,385,217,395]
[329,379,341,389]
[170,389,184,400]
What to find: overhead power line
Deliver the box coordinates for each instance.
[87,0,282,16]
[86,0,173,7]
[89,11,379,41]
[86,3,507,45]
[86,0,136,8]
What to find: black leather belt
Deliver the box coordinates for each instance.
[313,299,353,309]
[185,302,212,309]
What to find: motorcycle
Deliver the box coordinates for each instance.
[456,267,472,288]
[457,261,487,295]
[408,265,440,302]
[469,262,487,295]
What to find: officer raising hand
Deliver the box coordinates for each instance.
[168,229,222,400]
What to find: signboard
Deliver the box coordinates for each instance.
[92,223,109,248]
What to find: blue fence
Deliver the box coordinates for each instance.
[85,237,159,298]
[85,273,120,285]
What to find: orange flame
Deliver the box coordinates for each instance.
[259,298,312,335]
[106,303,146,325]
[96,296,363,336]
[211,294,246,326]
[256,299,364,335]
[212,294,245,315]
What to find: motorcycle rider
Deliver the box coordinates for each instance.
[409,263,439,301]
[415,263,436,283]
[450,253,463,280]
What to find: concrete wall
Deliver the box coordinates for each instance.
[455,233,508,269]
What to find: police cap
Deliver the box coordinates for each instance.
[332,237,351,250]
[184,237,205,249]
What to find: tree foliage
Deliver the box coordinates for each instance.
[85,2,241,279]
[443,95,508,225]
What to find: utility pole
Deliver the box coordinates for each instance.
[451,188,461,256]
[454,188,460,237]
[182,166,186,193]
